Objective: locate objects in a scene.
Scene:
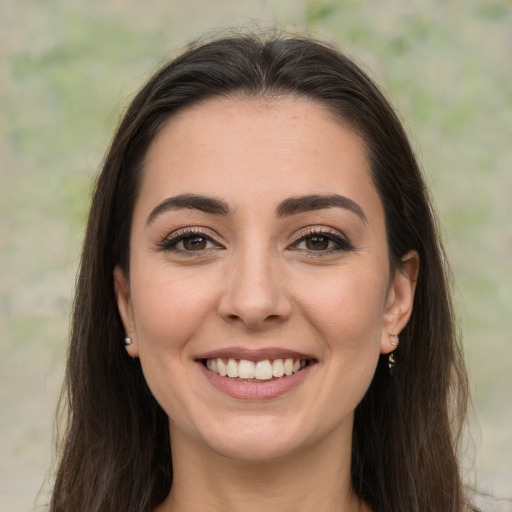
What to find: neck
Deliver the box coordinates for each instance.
[156,422,370,512]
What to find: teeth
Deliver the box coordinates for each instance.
[272,359,284,377]
[217,358,227,377]
[227,358,238,378]
[255,360,273,380]
[206,358,218,373]
[205,357,308,380]
[238,359,255,379]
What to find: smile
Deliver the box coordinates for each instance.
[196,348,317,399]
[204,358,309,381]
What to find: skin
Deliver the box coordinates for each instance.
[114,96,419,512]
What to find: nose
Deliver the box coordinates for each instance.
[217,247,292,330]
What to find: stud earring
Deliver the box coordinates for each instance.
[388,353,396,375]
[388,333,399,347]
[124,337,132,346]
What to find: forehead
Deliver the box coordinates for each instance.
[139,96,382,221]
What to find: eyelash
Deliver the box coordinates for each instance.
[157,227,353,256]
[290,228,354,254]
[157,228,223,254]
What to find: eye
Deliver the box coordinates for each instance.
[297,234,334,251]
[158,229,222,253]
[176,235,214,251]
[291,229,353,254]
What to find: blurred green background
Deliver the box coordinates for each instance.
[0,0,511,510]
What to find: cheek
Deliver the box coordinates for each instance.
[294,264,388,354]
[129,269,219,423]
[130,267,218,355]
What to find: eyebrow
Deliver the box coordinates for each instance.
[146,192,367,226]
[276,194,367,223]
[146,194,230,226]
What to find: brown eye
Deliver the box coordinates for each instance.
[305,235,330,251]
[291,230,353,254]
[158,231,220,253]
[182,236,208,251]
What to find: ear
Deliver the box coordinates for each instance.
[113,265,139,358]
[380,250,419,354]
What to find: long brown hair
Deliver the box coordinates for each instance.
[50,33,474,511]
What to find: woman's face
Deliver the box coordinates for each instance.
[115,97,417,462]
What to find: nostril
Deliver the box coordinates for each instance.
[217,272,292,329]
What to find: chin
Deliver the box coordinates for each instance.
[196,415,310,462]
[210,434,302,462]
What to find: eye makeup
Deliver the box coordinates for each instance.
[156,227,224,255]
[289,226,355,255]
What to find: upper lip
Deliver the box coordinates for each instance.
[195,347,316,362]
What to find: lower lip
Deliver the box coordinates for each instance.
[197,362,312,400]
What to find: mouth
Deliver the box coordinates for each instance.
[202,357,313,382]
[195,348,317,399]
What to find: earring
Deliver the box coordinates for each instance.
[388,353,396,375]
[388,333,399,347]
[124,337,132,346]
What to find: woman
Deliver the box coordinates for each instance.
[50,33,475,511]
